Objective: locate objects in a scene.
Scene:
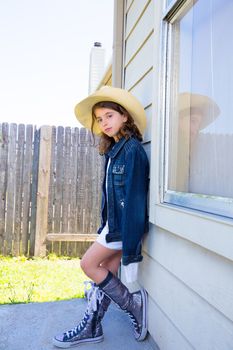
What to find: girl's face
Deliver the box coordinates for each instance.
[94,107,127,141]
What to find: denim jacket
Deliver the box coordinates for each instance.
[97,136,149,265]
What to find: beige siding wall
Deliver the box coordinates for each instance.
[121,1,233,349]
[141,224,233,349]
[123,0,153,144]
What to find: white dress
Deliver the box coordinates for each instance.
[96,159,122,250]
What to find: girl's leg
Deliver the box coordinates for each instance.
[82,242,148,341]
[100,250,122,275]
[97,271,148,342]
[53,243,122,348]
[80,241,122,284]
[83,251,121,299]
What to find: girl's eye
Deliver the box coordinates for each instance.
[96,118,102,124]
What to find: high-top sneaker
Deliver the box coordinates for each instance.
[98,271,148,341]
[53,284,110,348]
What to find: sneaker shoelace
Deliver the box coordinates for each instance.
[64,284,104,340]
[124,310,138,330]
[83,280,95,299]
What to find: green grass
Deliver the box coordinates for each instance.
[0,255,87,305]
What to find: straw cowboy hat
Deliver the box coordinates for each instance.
[179,92,220,129]
[74,86,147,135]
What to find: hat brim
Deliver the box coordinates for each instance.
[74,86,147,135]
[179,92,220,129]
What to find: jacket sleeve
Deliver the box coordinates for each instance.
[121,146,149,265]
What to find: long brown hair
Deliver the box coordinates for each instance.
[92,101,143,154]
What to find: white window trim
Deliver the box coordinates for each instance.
[154,203,233,262]
[164,192,233,219]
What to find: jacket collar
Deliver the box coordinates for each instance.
[107,137,128,158]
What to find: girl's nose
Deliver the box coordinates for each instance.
[103,119,108,127]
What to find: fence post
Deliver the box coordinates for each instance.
[34,126,52,256]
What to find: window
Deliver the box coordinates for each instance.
[164,0,233,218]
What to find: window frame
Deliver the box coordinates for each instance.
[161,0,233,220]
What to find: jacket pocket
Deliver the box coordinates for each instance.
[112,164,125,186]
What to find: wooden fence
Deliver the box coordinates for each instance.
[0,123,103,257]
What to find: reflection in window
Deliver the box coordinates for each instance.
[168,0,233,198]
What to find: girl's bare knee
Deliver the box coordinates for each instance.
[80,254,97,276]
[80,256,90,274]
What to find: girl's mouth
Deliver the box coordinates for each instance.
[105,128,112,133]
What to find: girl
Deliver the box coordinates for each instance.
[53,86,149,348]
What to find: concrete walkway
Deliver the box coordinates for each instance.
[0,298,154,350]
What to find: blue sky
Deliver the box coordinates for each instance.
[0,0,114,127]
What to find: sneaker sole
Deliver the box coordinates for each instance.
[52,335,104,348]
[137,288,148,341]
